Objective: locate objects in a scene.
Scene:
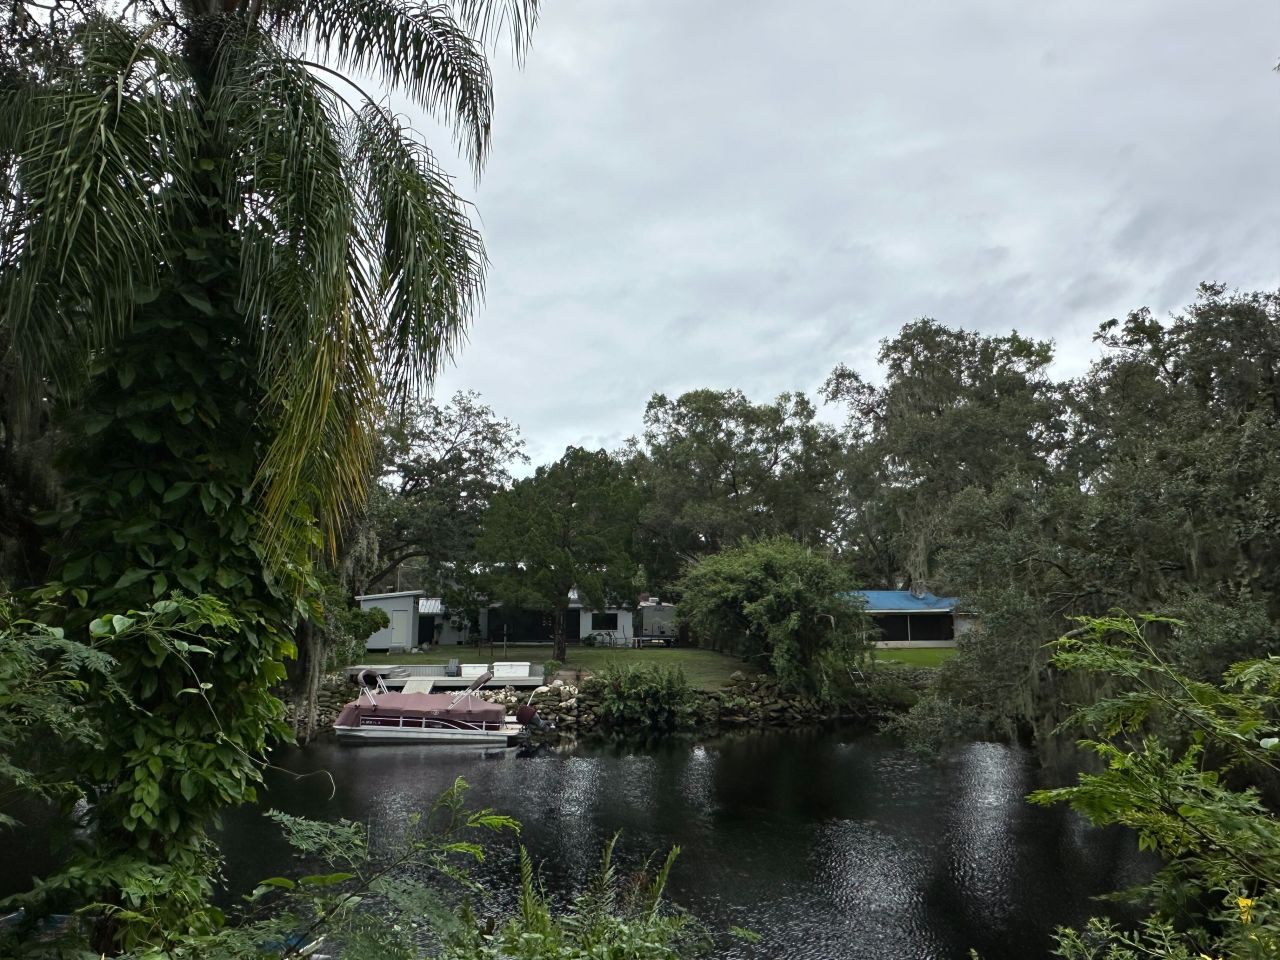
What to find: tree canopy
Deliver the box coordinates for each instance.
[477,446,640,660]
[360,391,527,595]
[630,388,840,593]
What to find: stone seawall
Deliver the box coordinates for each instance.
[478,669,915,737]
[289,668,922,740]
[283,675,350,733]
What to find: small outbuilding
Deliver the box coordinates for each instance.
[854,589,971,648]
[357,590,424,652]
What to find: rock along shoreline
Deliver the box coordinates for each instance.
[294,667,927,742]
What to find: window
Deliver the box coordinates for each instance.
[591,611,619,631]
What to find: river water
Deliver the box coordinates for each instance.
[211,728,1148,960]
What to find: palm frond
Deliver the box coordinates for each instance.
[352,103,486,397]
[448,0,540,61]
[212,33,355,375]
[208,33,373,550]
[0,17,198,386]
[3,8,506,561]
[211,42,482,552]
[274,0,495,172]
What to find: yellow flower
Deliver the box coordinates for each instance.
[1237,896,1255,924]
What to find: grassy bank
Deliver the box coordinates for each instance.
[873,647,957,668]
[351,643,957,688]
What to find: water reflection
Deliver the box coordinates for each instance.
[207,729,1148,960]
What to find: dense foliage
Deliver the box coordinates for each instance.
[676,537,873,697]
[1,779,711,960]
[586,664,699,736]
[0,597,117,824]
[927,285,1280,742]
[628,389,840,590]
[0,595,274,948]
[0,0,535,948]
[1033,615,1280,960]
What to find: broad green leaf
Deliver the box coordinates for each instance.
[297,872,356,887]
[163,481,194,503]
[114,569,151,590]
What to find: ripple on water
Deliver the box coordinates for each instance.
[202,729,1152,960]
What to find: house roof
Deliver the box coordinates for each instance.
[419,598,445,616]
[854,590,958,614]
[355,590,426,602]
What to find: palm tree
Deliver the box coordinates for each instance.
[0,0,536,946]
[4,0,537,543]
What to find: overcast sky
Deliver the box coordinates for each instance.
[417,0,1280,467]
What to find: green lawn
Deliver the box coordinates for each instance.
[873,647,958,668]
[350,644,746,690]
[351,643,956,688]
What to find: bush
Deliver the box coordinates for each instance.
[881,693,981,757]
[676,536,873,698]
[542,659,562,682]
[586,664,698,735]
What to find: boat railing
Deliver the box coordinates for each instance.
[358,669,389,706]
[361,714,511,733]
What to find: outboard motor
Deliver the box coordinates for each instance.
[515,704,547,730]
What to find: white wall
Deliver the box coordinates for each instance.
[361,595,419,651]
[438,618,469,645]
[579,608,633,644]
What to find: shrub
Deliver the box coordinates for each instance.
[676,536,874,698]
[881,693,981,757]
[586,664,698,735]
[542,659,563,682]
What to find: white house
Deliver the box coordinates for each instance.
[359,588,633,649]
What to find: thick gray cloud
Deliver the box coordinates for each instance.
[417,0,1280,466]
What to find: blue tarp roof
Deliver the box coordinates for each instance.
[854,590,958,613]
